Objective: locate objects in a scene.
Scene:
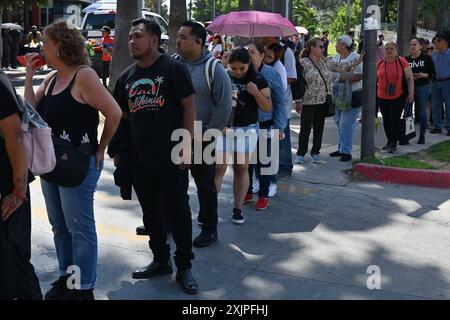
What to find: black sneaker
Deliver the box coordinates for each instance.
[44,275,71,300]
[232,208,244,225]
[388,145,398,154]
[382,144,390,150]
[430,128,442,134]
[329,151,342,157]
[62,289,95,300]
[418,136,425,144]
[193,228,218,247]
[447,132,450,137]
[339,154,352,162]
[276,171,291,180]
[399,140,410,146]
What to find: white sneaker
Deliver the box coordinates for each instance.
[252,179,260,194]
[294,155,304,164]
[268,183,277,198]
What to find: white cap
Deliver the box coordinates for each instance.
[337,35,353,48]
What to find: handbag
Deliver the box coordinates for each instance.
[41,136,92,187]
[399,103,416,141]
[308,57,335,117]
[351,89,362,108]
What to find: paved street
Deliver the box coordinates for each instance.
[12,72,450,300]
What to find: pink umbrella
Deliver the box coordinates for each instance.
[206,11,299,38]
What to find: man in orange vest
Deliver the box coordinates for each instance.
[96,26,114,87]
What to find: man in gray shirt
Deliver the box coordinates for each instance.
[176,21,232,247]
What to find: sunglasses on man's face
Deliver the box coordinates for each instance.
[427,47,435,51]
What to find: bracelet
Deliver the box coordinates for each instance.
[13,189,27,202]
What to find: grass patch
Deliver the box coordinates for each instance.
[426,140,450,163]
[382,155,437,170]
[358,155,437,170]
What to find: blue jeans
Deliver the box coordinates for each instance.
[431,80,450,131]
[334,107,361,155]
[278,118,293,175]
[41,156,102,290]
[415,84,430,137]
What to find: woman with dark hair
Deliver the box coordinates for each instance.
[209,34,224,59]
[376,41,414,153]
[246,42,286,210]
[406,38,436,144]
[214,47,272,224]
[294,37,363,165]
[24,21,122,300]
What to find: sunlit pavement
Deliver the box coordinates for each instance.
[14,75,450,300]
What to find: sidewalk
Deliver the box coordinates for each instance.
[28,109,450,300]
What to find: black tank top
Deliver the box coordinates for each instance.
[37,67,99,152]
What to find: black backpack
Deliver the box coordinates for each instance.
[291,57,307,100]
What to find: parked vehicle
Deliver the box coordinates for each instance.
[80,9,169,75]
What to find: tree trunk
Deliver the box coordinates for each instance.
[437,0,448,33]
[239,0,250,11]
[273,0,284,15]
[397,0,417,56]
[108,0,142,92]
[253,0,268,11]
[168,0,186,54]
[382,0,390,23]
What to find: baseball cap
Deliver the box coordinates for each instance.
[337,35,353,48]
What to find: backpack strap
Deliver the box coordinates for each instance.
[205,56,221,105]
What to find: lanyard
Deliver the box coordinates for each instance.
[384,58,399,84]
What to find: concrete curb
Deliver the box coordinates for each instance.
[353,163,450,189]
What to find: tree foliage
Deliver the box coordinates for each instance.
[144,0,169,22]
[329,0,362,37]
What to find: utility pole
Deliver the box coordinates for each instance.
[397,0,417,56]
[157,0,161,15]
[212,0,216,20]
[361,0,379,159]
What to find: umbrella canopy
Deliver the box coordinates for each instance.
[206,11,298,38]
[1,23,23,31]
[295,26,309,35]
[82,0,117,13]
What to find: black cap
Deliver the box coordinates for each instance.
[101,26,111,33]
[435,30,450,44]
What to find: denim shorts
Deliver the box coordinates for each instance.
[215,123,259,154]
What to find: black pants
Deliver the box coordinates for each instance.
[10,45,18,69]
[297,104,326,156]
[1,47,11,68]
[0,190,42,300]
[132,164,194,270]
[102,61,110,86]
[190,160,218,230]
[379,96,406,146]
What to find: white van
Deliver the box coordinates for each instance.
[80,9,169,74]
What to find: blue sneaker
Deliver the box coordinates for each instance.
[294,155,304,164]
[312,154,321,164]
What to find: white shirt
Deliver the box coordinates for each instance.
[273,60,288,92]
[332,52,363,92]
[281,45,297,119]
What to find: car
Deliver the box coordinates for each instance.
[80,9,169,75]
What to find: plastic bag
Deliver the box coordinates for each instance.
[332,74,352,111]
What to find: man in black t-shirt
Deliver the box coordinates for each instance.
[111,18,198,294]
[0,70,42,300]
